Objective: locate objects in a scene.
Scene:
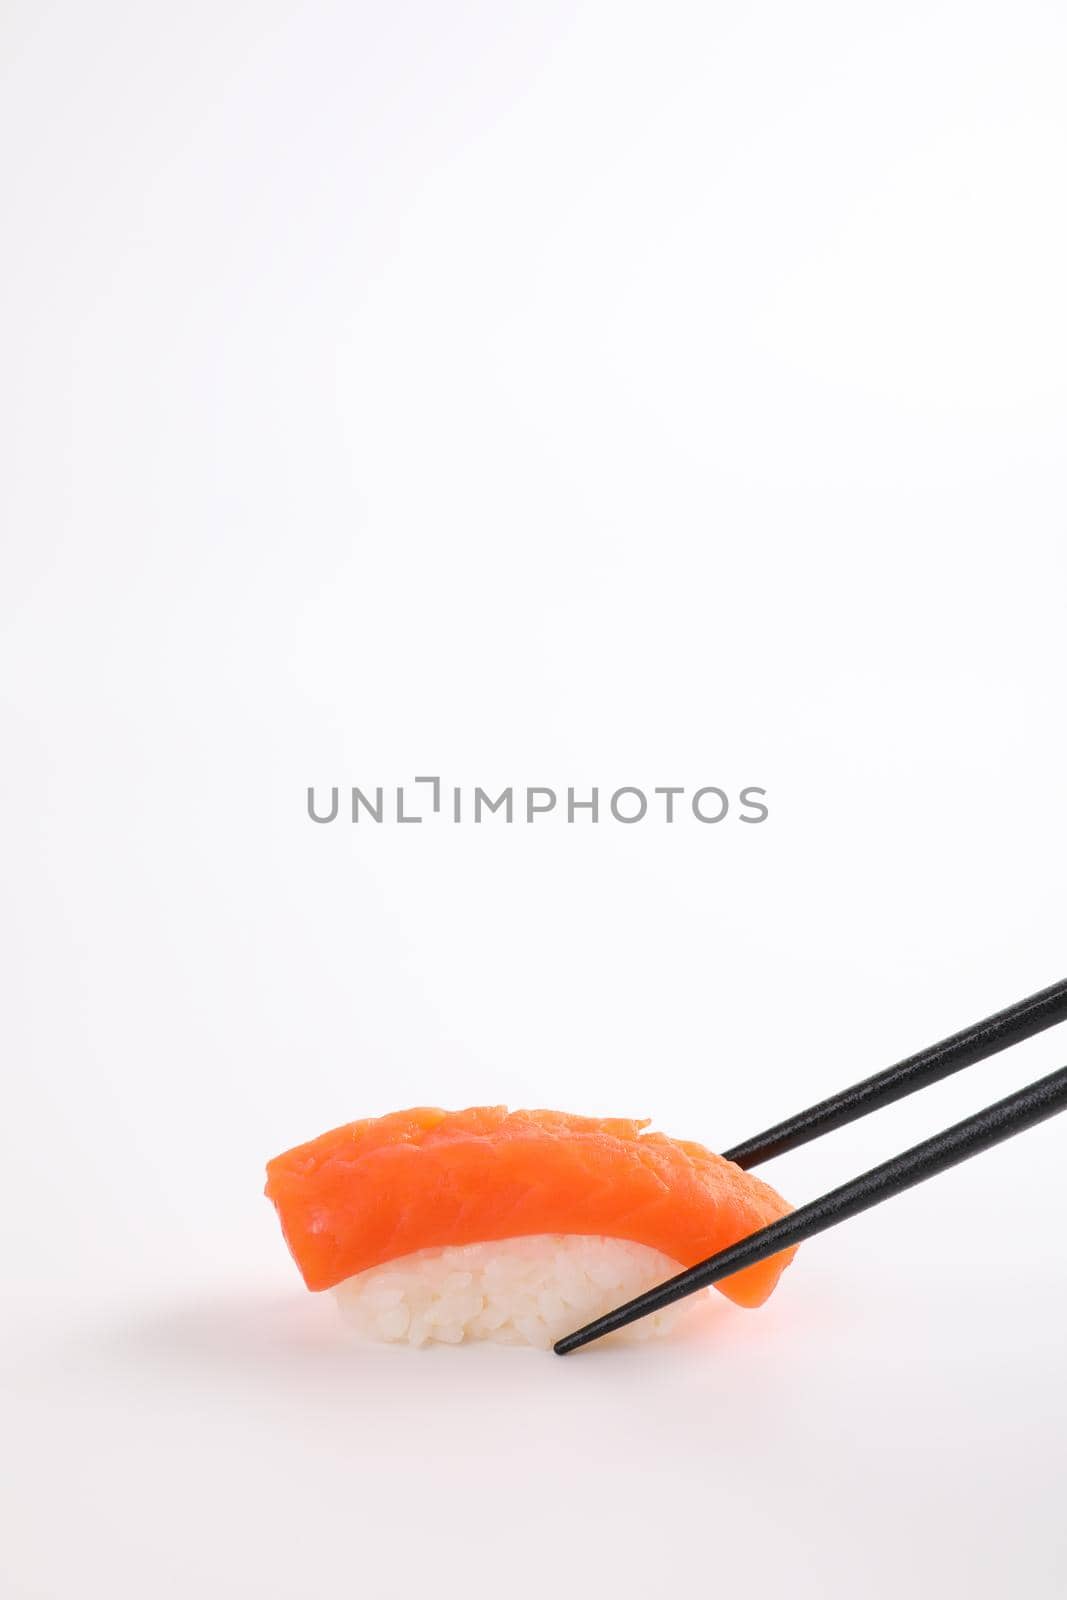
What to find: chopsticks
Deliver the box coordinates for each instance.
[722,977,1067,1170]
[554,978,1067,1355]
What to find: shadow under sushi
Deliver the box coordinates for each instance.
[87,1263,845,1395]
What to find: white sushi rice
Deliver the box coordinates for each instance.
[332,1234,701,1349]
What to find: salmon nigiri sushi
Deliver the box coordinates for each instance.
[265,1106,796,1349]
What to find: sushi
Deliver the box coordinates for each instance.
[265,1106,796,1349]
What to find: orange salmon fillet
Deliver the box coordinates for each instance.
[265,1106,796,1308]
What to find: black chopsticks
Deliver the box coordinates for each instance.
[555,978,1067,1355]
[722,976,1067,1169]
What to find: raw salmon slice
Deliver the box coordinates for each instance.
[265,1106,796,1309]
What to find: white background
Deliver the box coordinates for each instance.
[3,3,1066,1596]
